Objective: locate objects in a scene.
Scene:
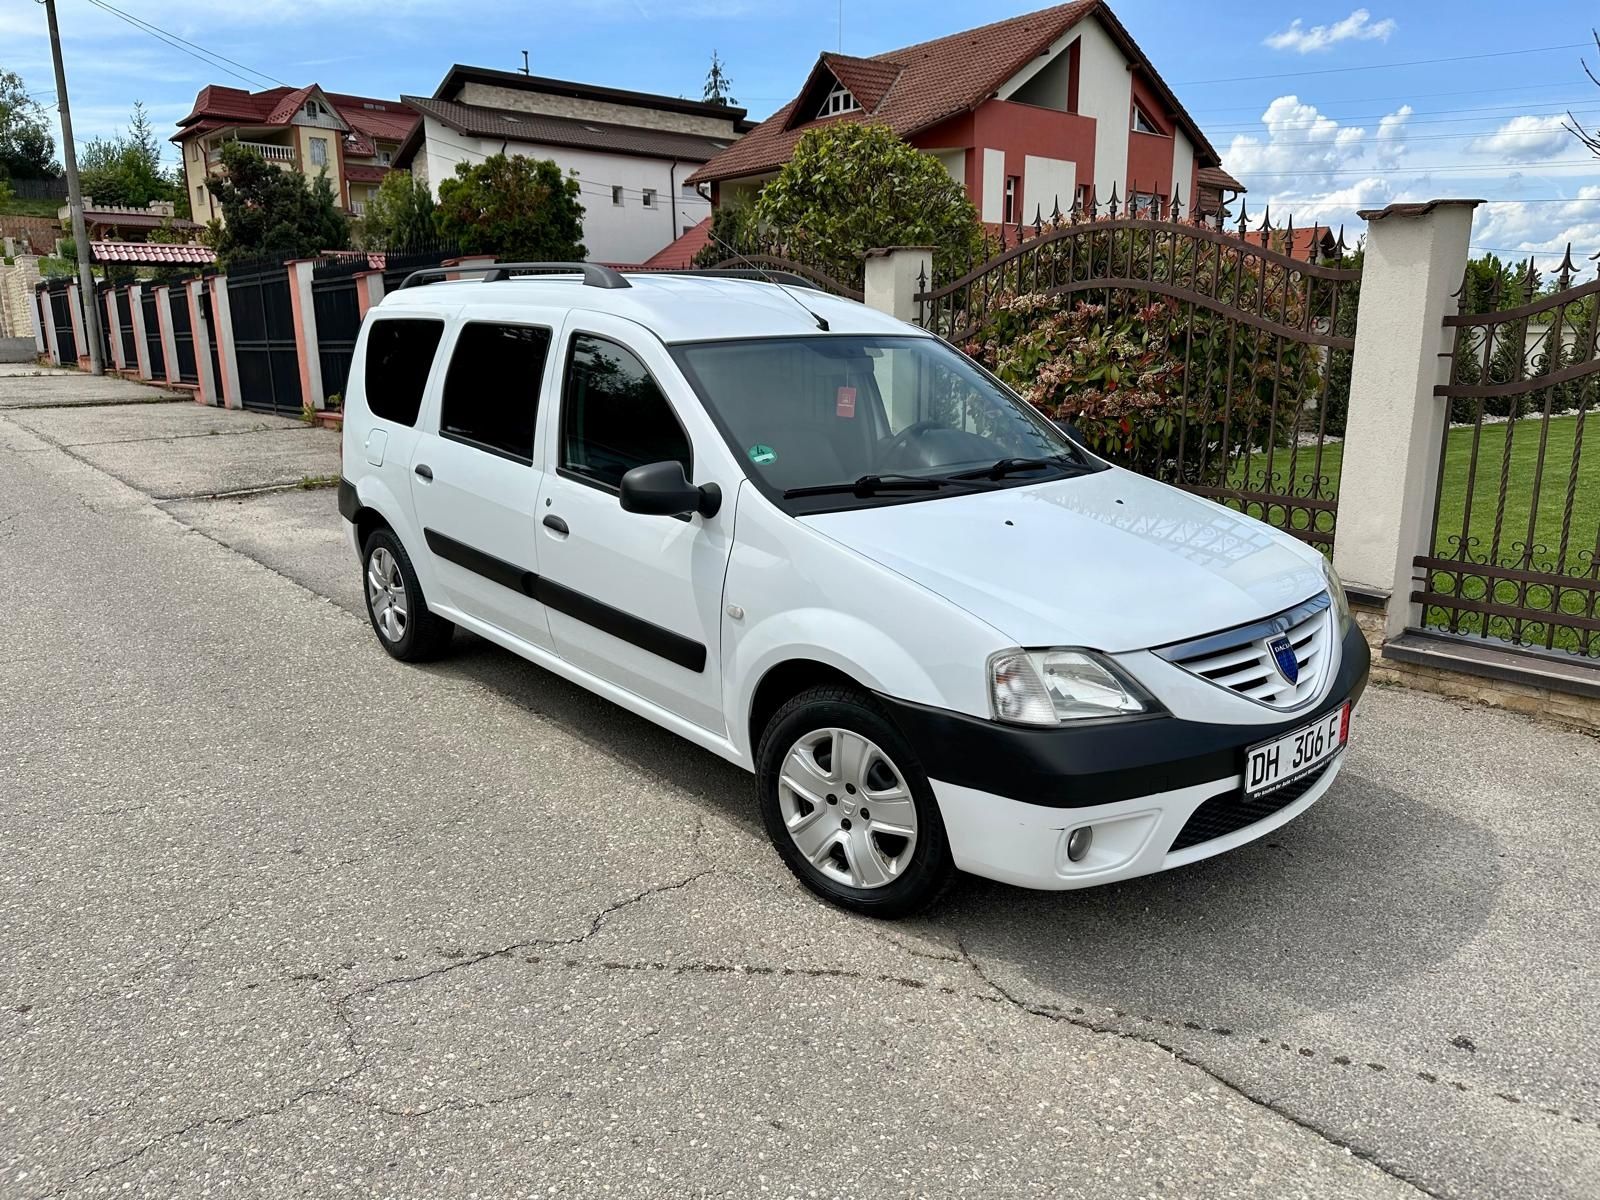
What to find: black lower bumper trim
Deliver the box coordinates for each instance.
[876,623,1370,809]
[337,477,360,522]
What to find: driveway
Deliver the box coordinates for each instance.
[2,376,1596,1199]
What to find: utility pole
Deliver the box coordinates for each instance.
[43,0,104,375]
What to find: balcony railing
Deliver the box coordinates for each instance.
[207,140,295,164]
[349,201,367,216]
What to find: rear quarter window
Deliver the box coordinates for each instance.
[362,318,444,426]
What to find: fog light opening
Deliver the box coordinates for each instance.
[1066,826,1093,863]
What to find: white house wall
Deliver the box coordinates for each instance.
[1022,156,1075,224]
[1171,129,1195,212]
[417,122,711,264]
[980,148,1007,224]
[1075,16,1132,204]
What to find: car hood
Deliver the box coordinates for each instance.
[801,468,1327,653]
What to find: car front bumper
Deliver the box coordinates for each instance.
[877,621,1371,891]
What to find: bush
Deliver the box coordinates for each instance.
[434,154,585,261]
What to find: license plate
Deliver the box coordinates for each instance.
[1245,703,1350,797]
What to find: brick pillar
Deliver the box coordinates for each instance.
[354,268,386,317]
[153,284,179,384]
[128,284,153,380]
[186,278,219,406]
[209,274,241,409]
[1333,199,1480,642]
[66,281,88,368]
[285,259,324,410]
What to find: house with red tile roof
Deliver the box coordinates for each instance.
[394,67,751,265]
[172,85,419,225]
[687,1,1245,228]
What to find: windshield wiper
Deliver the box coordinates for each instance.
[783,474,963,500]
[949,455,1088,481]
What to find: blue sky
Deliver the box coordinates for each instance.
[5,1,1598,265]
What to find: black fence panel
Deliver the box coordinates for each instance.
[48,285,77,364]
[311,256,366,402]
[200,283,223,398]
[115,287,137,366]
[168,286,199,385]
[227,261,302,414]
[141,289,163,377]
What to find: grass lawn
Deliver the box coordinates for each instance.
[1223,413,1599,653]
[0,195,63,219]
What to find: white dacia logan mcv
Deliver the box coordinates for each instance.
[339,263,1368,916]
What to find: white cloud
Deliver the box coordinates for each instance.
[1224,95,1377,188]
[1374,105,1411,166]
[1467,115,1576,163]
[1265,9,1396,54]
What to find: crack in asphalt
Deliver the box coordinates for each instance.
[953,940,1449,1200]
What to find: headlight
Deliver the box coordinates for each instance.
[1321,556,1351,629]
[988,648,1153,725]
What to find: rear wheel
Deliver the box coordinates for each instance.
[757,685,953,917]
[362,528,453,662]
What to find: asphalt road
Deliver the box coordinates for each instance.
[2,372,1597,1199]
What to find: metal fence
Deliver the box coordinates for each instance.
[914,195,1360,552]
[225,257,301,414]
[140,289,162,378]
[688,230,865,302]
[311,255,370,402]
[1417,249,1600,658]
[167,287,199,385]
[8,177,68,202]
[115,286,137,366]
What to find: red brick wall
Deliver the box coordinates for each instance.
[0,216,61,255]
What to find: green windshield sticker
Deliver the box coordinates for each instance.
[748,444,777,465]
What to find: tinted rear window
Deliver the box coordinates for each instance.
[363,318,444,426]
[440,323,552,463]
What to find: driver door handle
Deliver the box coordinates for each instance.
[414,463,433,481]
[542,514,569,535]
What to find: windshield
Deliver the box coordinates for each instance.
[672,335,1100,510]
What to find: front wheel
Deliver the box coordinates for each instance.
[757,685,954,917]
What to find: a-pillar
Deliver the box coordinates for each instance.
[153,284,179,385]
[1333,200,1480,642]
[128,283,153,379]
[285,259,324,410]
[186,277,219,406]
[208,274,241,409]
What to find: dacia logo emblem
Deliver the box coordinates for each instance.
[1267,634,1299,684]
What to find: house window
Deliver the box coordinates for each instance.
[1132,192,1164,218]
[818,85,861,118]
[1132,105,1161,135]
[195,185,206,213]
[1003,175,1020,225]
[305,100,322,119]
[378,150,392,165]
[642,188,656,208]
[612,186,624,206]
[1075,183,1093,213]
[309,137,328,167]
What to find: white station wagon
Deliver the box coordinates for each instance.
[339,263,1369,916]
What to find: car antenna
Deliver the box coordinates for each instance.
[705,231,830,332]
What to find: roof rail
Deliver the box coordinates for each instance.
[654,268,820,292]
[398,262,631,291]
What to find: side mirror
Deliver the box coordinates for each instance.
[619,460,722,519]
[1054,419,1086,444]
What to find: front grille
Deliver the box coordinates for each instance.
[1169,760,1334,853]
[1158,594,1333,711]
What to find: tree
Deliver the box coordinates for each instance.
[434,154,585,261]
[703,51,737,107]
[691,200,753,267]
[0,69,58,180]
[358,169,436,250]
[751,124,983,281]
[78,102,182,210]
[1568,30,1600,157]
[206,141,349,270]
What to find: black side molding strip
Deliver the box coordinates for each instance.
[337,478,360,522]
[421,528,706,674]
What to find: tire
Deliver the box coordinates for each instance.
[361,528,454,662]
[757,684,954,918]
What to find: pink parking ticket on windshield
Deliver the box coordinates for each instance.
[836,386,856,418]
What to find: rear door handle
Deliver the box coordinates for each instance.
[542,514,569,536]
[414,463,433,481]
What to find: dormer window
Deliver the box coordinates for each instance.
[306,99,324,119]
[818,85,861,118]
[1132,104,1161,135]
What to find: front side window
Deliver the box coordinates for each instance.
[363,319,445,427]
[440,322,552,462]
[672,335,1097,511]
[309,136,328,166]
[561,334,691,490]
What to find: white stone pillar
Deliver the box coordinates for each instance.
[286,259,324,410]
[863,246,935,323]
[187,278,219,405]
[66,281,87,367]
[29,286,47,357]
[1333,200,1480,641]
[153,285,179,384]
[39,288,60,365]
[128,284,153,379]
[103,288,125,371]
[209,275,241,410]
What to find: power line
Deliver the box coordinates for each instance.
[82,0,287,90]
[1175,41,1592,86]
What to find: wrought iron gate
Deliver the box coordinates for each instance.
[914,201,1360,552]
[226,259,302,413]
[1417,249,1600,658]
